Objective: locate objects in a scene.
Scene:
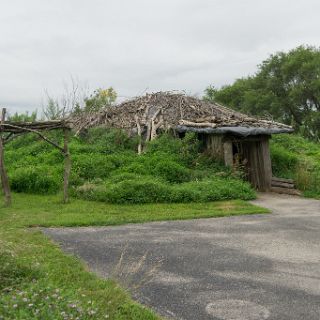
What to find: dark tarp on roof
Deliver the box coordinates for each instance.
[175,125,294,137]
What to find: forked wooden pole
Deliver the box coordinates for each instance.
[0,108,12,206]
[63,128,71,203]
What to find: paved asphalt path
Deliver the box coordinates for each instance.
[43,194,320,320]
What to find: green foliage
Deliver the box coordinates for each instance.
[204,46,320,141]
[4,128,256,202]
[81,127,138,153]
[43,98,63,120]
[9,166,60,194]
[104,177,170,204]
[145,132,200,165]
[83,87,117,113]
[0,252,39,290]
[8,111,37,122]
[72,154,117,180]
[270,144,299,178]
[270,134,320,197]
[73,174,255,204]
[153,160,190,183]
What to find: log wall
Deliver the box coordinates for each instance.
[204,133,273,191]
[205,135,225,162]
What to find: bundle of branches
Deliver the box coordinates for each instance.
[72,92,292,151]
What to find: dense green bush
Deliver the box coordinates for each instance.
[72,175,255,204]
[5,128,258,202]
[105,178,170,204]
[270,134,320,198]
[72,154,117,180]
[270,144,299,178]
[81,127,138,153]
[145,132,200,165]
[9,166,60,194]
[153,160,191,183]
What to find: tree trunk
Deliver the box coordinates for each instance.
[0,108,11,206]
[63,128,71,203]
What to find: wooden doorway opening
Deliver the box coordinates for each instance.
[231,136,272,191]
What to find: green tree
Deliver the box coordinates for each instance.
[8,111,37,122]
[43,98,63,120]
[84,87,117,113]
[204,46,320,141]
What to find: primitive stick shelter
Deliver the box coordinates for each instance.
[0,108,72,206]
[74,92,294,191]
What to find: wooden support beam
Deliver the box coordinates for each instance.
[260,138,272,191]
[3,123,65,153]
[223,141,233,167]
[63,128,71,203]
[272,177,294,184]
[135,115,142,154]
[270,186,301,196]
[0,108,12,206]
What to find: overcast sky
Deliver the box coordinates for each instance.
[1,0,319,114]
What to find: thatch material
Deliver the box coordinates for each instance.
[0,120,71,134]
[72,92,293,139]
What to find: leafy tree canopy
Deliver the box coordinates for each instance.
[8,111,37,122]
[204,46,320,141]
[83,87,117,113]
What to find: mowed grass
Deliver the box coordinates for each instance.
[2,193,268,227]
[0,193,268,319]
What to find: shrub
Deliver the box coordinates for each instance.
[72,154,116,180]
[145,133,183,156]
[83,127,138,153]
[5,128,258,201]
[105,178,170,204]
[71,182,106,201]
[109,172,145,183]
[153,160,191,183]
[270,134,320,198]
[73,176,255,204]
[178,178,256,202]
[145,132,200,165]
[9,166,60,194]
[270,144,298,178]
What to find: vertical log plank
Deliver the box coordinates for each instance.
[0,108,11,206]
[63,128,71,203]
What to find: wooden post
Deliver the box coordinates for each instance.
[223,140,233,167]
[261,137,272,191]
[0,108,11,206]
[135,115,142,154]
[63,128,71,203]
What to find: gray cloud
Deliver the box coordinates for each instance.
[1,0,319,113]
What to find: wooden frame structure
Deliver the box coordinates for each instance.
[204,134,273,191]
[0,108,72,206]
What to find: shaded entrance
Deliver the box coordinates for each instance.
[205,134,272,192]
[231,137,272,191]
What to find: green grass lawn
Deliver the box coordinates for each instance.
[0,193,268,319]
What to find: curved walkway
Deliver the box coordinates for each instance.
[44,194,320,320]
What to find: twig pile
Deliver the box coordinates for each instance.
[0,120,71,133]
[72,92,292,151]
